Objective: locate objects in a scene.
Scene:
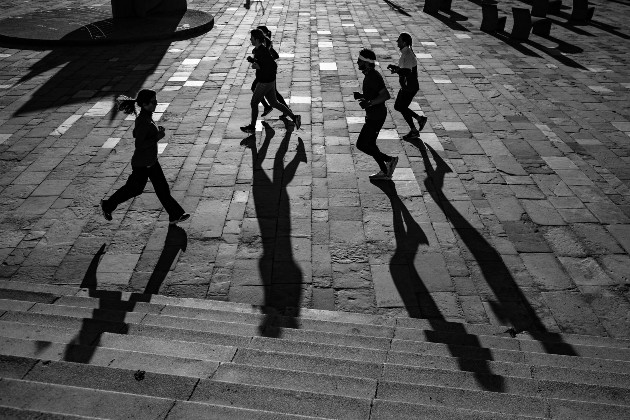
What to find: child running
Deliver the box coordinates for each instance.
[387,32,427,140]
[101,89,190,225]
[241,29,301,133]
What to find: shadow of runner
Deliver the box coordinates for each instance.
[63,226,187,363]
[412,139,577,356]
[245,122,306,338]
[372,181,506,391]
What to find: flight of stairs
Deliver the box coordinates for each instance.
[0,279,629,419]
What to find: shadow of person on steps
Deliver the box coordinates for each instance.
[245,121,306,338]
[63,226,187,363]
[372,180,506,392]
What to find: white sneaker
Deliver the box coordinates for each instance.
[369,171,390,180]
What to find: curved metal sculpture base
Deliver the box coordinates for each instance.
[0,5,213,46]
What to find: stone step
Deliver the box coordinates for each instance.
[3,309,630,380]
[3,280,630,351]
[0,378,324,420]
[368,399,537,420]
[377,380,629,419]
[4,300,630,365]
[0,405,103,419]
[381,363,630,406]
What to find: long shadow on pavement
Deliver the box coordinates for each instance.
[63,225,187,363]
[244,122,307,338]
[372,180,506,391]
[409,138,578,356]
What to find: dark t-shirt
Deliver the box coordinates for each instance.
[131,110,159,168]
[362,69,388,120]
[253,46,277,83]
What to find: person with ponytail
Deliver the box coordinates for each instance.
[387,32,427,140]
[241,29,301,134]
[255,25,289,119]
[101,89,190,225]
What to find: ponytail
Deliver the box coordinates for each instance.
[115,89,157,115]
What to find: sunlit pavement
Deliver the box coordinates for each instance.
[0,0,629,338]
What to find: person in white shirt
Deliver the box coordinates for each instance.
[387,33,427,140]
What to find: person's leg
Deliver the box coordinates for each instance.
[394,89,417,131]
[249,81,269,126]
[356,119,390,174]
[103,167,149,212]
[264,82,293,118]
[275,88,288,108]
[147,162,185,218]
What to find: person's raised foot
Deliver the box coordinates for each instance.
[417,115,428,131]
[100,199,112,221]
[402,130,420,140]
[240,124,255,133]
[386,156,399,178]
[261,106,273,117]
[369,171,391,180]
[169,213,190,225]
[293,114,301,130]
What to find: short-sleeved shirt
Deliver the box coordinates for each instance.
[362,69,388,121]
[398,46,419,92]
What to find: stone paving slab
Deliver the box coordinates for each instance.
[0,0,629,339]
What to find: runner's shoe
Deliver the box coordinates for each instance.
[240,124,255,133]
[386,156,399,178]
[417,115,428,131]
[369,171,391,180]
[169,213,190,225]
[100,200,112,221]
[402,130,420,140]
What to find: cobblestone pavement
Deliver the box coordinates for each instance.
[1,0,629,337]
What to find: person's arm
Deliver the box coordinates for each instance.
[363,87,390,107]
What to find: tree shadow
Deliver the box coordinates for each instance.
[407,138,577,357]
[63,225,187,363]
[245,122,306,338]
[372,180,505,392]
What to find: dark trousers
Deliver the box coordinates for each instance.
[103,161,184,218]
[394,89,421,130]
[251,79,288,110]
[356,117,390,173]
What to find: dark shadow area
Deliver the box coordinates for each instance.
[407,138,578,357]
[12,38,174,117]
[486,31,543,57]
[426,10,472,31]
[372,180,506,391]
[63,226,187,363]
[245,122,306,337]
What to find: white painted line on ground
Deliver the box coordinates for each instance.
[290,96,312,104]
[433,77,452,84]
[416,53,432,59]
[318,41,333,48]
[317,30,331,35]
[458,64,475,69]
[279,53,295,58]
[84,100,114,117]
[377,129,399,140]
[157,143,168,154]
[102,137,120,149]
[184,81,204,87]
[319,62,337,71]
[346,117,364,124]
[455,34,471,39]
[421,42,437,46]
[0,134,11,145]
[442,122,468,131]
[589,85,613,93]
[50,115,82,136]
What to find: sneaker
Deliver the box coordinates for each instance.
[386,156,399,178]
[261,106,273,117]
[240,124,255,133]
[402,130,420,140]
[169,213,190,225]
[369,171,391,180]
[100,199,112,221]
[417,115,428,131]
[293,114,301,130]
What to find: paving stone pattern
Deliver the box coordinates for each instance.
[1,0,629,338]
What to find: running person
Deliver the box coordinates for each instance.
[256,25,289,118]
[387,32,427,140]
[354,49,398,180]
[241,29,301,133]
[101,89,189,225]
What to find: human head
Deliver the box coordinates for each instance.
[250,29,267,47]
[116,89,157,115]
[397,32,412,50]
[256,25,272,39]
[357,48,376,72]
